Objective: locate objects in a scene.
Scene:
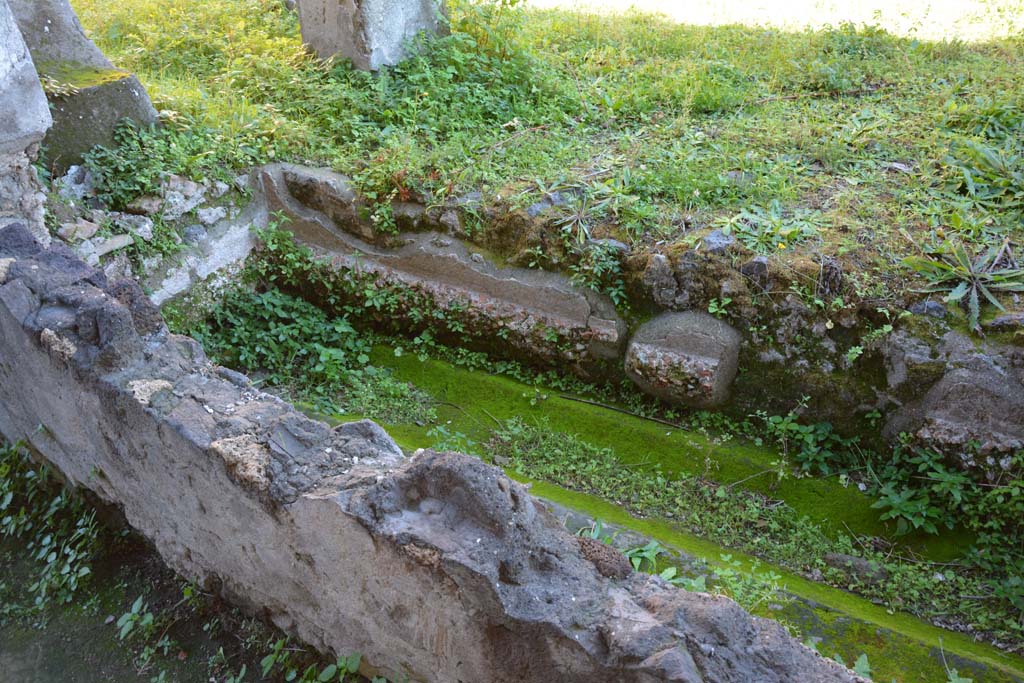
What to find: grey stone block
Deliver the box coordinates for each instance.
[0,0,52,155]
[297,0,448,70]
[9,0,157,171]
[625,311,742,407]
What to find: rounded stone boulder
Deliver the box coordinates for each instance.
[625,311,741,408]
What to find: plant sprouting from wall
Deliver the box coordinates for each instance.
[903,239,1024,332]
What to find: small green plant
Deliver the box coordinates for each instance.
[428,423,478,455]
[903,239,1024,332]
[568,241,628,307]
[756,400,857,475]
[554,192,612,245]
[713,555,786,613]
[117,595,157,641]
[716,200,822,254]
[852,652,872,678]
[870,484,949,535]
[707,297,732,319]
[0,441,99,609]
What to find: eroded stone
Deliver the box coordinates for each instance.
[297,0,448,71]
[625,311,742,408]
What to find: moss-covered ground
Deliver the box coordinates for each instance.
[364,345,964,556]
[327,347,1024,682]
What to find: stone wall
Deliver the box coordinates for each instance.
[0,220,859,682]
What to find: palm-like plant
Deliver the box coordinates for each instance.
[903,239,1024,332]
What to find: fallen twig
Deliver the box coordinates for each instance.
[557,394,683,429]
[743,84,892,108]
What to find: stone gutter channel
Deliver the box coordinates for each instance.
[115,161,1022,679]
[0,222,863,682]
[147,162,743,414]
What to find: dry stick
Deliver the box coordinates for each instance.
[557,394,683,429]
[435,400,490,431]
[484,124,549,153]
[723,468,776,490]
[480,407,503,428]
[744,84,892,108]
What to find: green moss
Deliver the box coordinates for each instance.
[36,60,131,93]
[359,346,967,557]
[519,483,1024,683]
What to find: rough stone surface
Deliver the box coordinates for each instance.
[625,312,742,408]
[883,330,1024,463]
[0,222,858,683]
[576,536,633,579]
[196,205,228,226]
[908,299,947,319]
[0,0,52,245]
[0,0,52,156]
[8,0,157,171]
[701,229,735,254]
[146,193,266,305]
[823,553,889,586]
[297,0,447,71]
[261,163,627,370]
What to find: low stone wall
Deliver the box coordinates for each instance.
[261,163,629,374]
[0,221,858,682]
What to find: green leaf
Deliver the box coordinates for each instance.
[317,664,337,681]
[853,653,872,677]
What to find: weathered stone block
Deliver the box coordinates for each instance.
[297,0,447,70]
[9,0,157,171]
[0,0,52,156]
[625,311,742,408]
[0,0,52,245]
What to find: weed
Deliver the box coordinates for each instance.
[0,441,99,611]
[707,297,732,319]
[716,200,823,254]
[903,239,1024,332]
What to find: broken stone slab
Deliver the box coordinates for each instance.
[196,205,228,226]
[57,217,99,242]
[126,195,163,216]
[625,311,742,408]
[159,175,207,221]
[261,163,627,370]
[297,0,448,71]
[0,222,859,683]
[8,0,157,172]
[94,233,134,258]
[106,212,154,242]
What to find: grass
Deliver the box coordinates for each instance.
[70,0,1024,319]
[0,441,379,683]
